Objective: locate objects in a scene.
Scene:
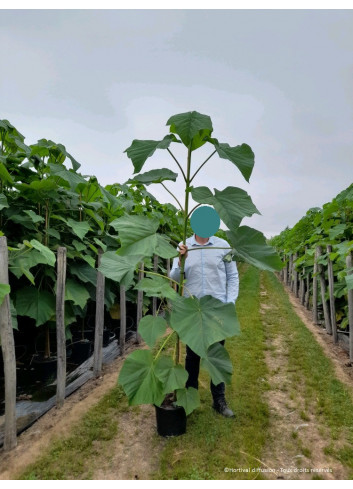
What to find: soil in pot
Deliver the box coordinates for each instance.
[155,394,186,437]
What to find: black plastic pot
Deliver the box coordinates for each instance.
[103,330,116,347]
[155,403,186,437]
[70,339,92,364]
[30,354,57,382]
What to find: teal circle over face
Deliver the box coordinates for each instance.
[190,206,220,238]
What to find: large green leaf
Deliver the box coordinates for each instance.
[10,299,18,330]
[138,315,168,347]
[200,342,233,385]
[175,387,200,415]
[15,287,56,326]
[118,349,165,406]
[154,356,188,395]
[49,163,86,190]
[191,186,214,205]
[191,186,260,229]
[170,295,240,358]
[66,218,91,240]
[0,283,10,306]
[126,168,178,186]
[0,162,14,184]
[70,263,97,286]
[16,179,58,200]
[0,193,9,210]
[226,226,283,271]
[134,275,179,301]
[9,245,56,283]
[328,224,346,240]
[65,279,90,309]
[345,274,353,291]
[99,251,143,287]
[124,135,179,174]
[7,212,37,230]
[208,138,255,182]
[23,210,45,224]
[29,239,56,267]
[167,111,213,150]
[112,215,177,259]
[213,187,260,229]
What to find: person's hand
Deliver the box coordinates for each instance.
[178,244,188,266]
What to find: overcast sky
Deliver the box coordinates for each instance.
[1,9,352,238]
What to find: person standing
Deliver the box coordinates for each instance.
[170,232,239,417]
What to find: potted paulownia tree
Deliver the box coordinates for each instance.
[99,111,282,436]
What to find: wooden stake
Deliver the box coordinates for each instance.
[313,247,318,324]
[0,236,17,450]
[317,245,332,334]
[327,245,337,343]
[152,254,158,317]
[293,253,298,297]
[56,247,67,408]
[346,253,353,362]
[284,258,288,285]
[93,250,105,377]
[136,262,144,344]
[119,284,126,353]
[300,266,305,305]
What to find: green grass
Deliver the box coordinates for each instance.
[18,385,129,480]
[152,264,271,480]
[16,266,353,480]
[261,271,353,477]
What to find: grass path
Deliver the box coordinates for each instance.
[11,266,353,480]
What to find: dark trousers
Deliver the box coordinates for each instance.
[185,340,225,402]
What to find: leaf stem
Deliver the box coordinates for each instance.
[186,246,233,252]
[189,150,216,183]
[160,182,183,211]
[137,269,194,298]
[187,203,202,219]
[154,330,175,362]
[167,148,186,182]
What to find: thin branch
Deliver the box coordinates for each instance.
[160,182,183,211]
[190,150,216,183]
[187,203,202,219]
[138,269,194,298]
[167,148,186,181]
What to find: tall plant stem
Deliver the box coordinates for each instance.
[167,148,186,182]
[175,143,193,365]
[189,150,216,183]
[160,183,183,211]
